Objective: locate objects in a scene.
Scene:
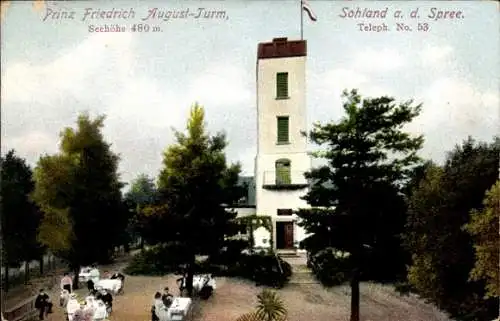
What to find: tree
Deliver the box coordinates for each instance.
[403,137,499,320]
[125,174,157,206]
[124,174,158,249]
[235,289,287,321]
[145,103,242,296]
[464,180,500,299]
[296,90,424,321]
[32,113,126,287]
[1,150,43,290]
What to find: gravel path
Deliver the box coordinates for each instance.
[191,278,451,321]
[38,262,450,321]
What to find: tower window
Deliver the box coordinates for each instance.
[277,116,289,144]
[276,72,289,99]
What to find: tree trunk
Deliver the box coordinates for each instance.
[4,266,9,292]
[186,254,196,297]
[24,262,30,285]
[350,269,360,321]
[73,266,80,290]
[249,224,254,253]
[39,255,44,275]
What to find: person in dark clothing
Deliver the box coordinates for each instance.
[94,290,102,301]
[110,272,124,280]
[99,289,113,314]
[151,292,161,321]
[176,272,187,297]
[161,287,173,308]
[35,289,52,320]
[110,271,125,294]
[87,279,95,293]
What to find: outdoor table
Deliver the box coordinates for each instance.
[167,297,192,321]
[66,297,108,321]
[192,275,216,292]
[66,298,80,321]
[96,279,122,294]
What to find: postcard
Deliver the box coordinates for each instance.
[1,1,498,321]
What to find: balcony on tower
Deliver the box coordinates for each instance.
[262,170,309,190]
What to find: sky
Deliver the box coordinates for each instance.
[1,0,499,187]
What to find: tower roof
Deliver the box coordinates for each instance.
[257,37,307,60]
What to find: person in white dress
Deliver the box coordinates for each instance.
[152,292,168,321]
[72,302,86,321]
[87,266,100,294]
[93,301,107,321]
[60,289,70,308]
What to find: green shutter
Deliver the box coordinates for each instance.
[277,117,289,143]
[276,72,288,98]
[275,160,291,185]
[276,167,291,185]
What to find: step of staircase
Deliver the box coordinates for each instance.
[277,250,300,258]
[288,262,318,284]
[289,270,319,284]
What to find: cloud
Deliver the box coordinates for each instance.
[187,64,252,107]
[105,77,183,129]
[315,68,392,99]
[406,77,498,161]
[351,48,405,73]
[1,32,134,105]
[420,45,453,65]
[2,130,59,161]
[1,31,254,184]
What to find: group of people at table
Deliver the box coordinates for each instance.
[151,283,192,321]
[25,268,209,321]
[56,267,124,321]
[150,273,216,321]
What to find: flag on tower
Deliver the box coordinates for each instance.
[302,0,317,22]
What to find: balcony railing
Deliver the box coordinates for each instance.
[262,171,309,190]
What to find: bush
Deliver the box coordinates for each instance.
[209,239,249,266]
[310,247,351,287]
[237,252,292,288]
[124,242,191,275]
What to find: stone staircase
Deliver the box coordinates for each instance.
[288,264,318,284]
[280,253,319,285]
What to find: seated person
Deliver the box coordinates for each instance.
[99,289,113,314]
[60,289,70,307]
[93,301,107,321]
[161,287,174,308]
[110,271,125,280]
[94,286,103,300]
[72,302,86,321]
[151,292,162,321]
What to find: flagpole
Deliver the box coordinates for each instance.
[300,0,303,40]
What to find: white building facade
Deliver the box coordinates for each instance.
[253,37,311,251]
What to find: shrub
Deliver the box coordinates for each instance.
[210,239,249,266]
[237,252,292,288]
[124,242,191,275]
[310,247,351,287]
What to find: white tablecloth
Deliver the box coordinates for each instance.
[66,297,108,321]
[192,276,216,292]
[96,279,122,294]
[79,267,100,283]
[168,298,192,321]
